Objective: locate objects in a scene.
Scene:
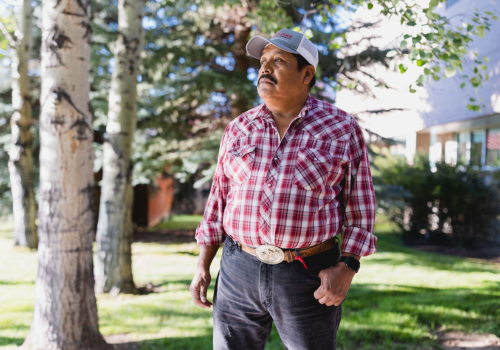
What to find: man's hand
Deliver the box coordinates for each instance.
[190,267,213,308]
[313,257,358,306]
[190,244,220,308]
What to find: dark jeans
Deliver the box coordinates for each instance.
[213,236,343,350]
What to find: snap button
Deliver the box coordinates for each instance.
[267,183,271,187]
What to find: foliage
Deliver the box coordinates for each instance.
[1,220,500,349]
[375,151,500,247]
[0,0,497,209]
[362,0,497,110]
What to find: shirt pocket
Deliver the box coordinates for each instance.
[294,145,347,191]
[224,144,257,186]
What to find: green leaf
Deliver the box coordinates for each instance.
[467,104,481,111]
[392,0,399,6]
[420,51,432,60]
[432,66,441,73]
[407,21,417,26]
[399,64,408,74]
[477,25,485,38]
[424,68,432,75]
[428,0,439,10]
[445,67,457,78]
[417,74,427,84]
[484,56,490,62]
[460,82,466,89]
[493,16,498,20]
[485,11,493,15]
[400,40,407,49]
[368,3,374,9]
[386,50,398,58]
[409,86,417,93]
[409,49,419,60]
[478,64,488,71]
[417,60,426,67]
[423,33,434,41]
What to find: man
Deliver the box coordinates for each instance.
[190,28,377,350]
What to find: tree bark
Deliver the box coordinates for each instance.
[23,0,109,348]
[9,0,37,249]
[94,0,144,295]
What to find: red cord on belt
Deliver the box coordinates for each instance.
[294,250,308,269]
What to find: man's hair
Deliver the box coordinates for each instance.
[293,53,316,89]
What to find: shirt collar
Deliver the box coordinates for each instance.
[251,94,315,122]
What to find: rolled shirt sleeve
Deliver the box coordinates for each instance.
[195,125,231,246]
[341,119,377,257]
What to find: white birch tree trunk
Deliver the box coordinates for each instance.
[23,0,109,348]
[94,0,144,294]
[8,0,38,249]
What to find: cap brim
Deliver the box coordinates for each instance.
[246,35,300,60]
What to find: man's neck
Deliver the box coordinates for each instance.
[264,93,309,122]
[263,93,309,141]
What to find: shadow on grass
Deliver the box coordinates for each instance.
[0,336,24,347]
[342,283,500,345]
[372,234,500,274]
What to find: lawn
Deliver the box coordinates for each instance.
[0,218,499,350]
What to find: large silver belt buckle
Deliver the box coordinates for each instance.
[255,244,285,264]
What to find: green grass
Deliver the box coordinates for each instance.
[0,217,499,349]
[148,215,204,231]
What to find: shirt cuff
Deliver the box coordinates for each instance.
[195,221,227,246]
[341,226,378,257]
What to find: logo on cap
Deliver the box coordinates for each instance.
[272,32,293,40]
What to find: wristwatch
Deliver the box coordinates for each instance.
[339,256,360,273]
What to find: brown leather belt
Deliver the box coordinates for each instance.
[235,236,339,264]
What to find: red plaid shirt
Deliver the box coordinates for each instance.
[195,95,377,256]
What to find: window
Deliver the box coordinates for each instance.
[457,132,470,165]
[486,128,500,166]
[470,131,485,166]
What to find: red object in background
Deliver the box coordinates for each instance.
[147,175,175,227]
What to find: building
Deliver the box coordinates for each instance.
[335,0,500,167]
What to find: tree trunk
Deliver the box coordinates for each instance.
[9,0,37,249]
[23,0,109,348]
[94,0,144,295]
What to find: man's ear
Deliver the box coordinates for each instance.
[303,66,315,85]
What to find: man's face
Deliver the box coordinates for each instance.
[257,44,309,101]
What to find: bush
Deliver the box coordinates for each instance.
[374,151,500,248]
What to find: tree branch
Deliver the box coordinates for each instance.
[0,19,18,48]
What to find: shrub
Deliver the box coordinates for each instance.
[374,151,500,247]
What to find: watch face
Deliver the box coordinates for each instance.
[341,256,360,272]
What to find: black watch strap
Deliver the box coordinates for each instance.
[339,256,360,273]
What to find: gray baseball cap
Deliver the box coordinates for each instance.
[246,29,319,70]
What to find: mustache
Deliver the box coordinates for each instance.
[258,74,277,85]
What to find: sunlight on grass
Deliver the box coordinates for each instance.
[0,218,499,350]
[148,215,204,231]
